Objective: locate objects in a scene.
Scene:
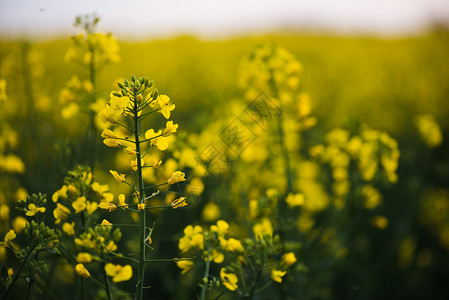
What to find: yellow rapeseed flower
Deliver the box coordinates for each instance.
[171,197,187,209]
[104,263,133,282]
[1,229,16,248]
[281,252,297,267]
[72,196,87,213]
[220,268,238,291]
[137,203,146,210]
[53,203,71,224]
[25,203,46,216]
[77,252,93,264]
[253,218,273,240]
[162,120,178,137]
[211,220,229,235]
[176,260,194,274]
[118,194,128,209]
[62,222,76,235]
[12,216,28,234]
[157,95,175,119]
[109,170,125,182]
[167,171,186,184]
[101,219,113,226]
[285,193,304,207]
[271,269,286,283]
[75,264,90,278]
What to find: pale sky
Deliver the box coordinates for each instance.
[1,0,449,39]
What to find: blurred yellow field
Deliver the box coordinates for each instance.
[0,14,448,300]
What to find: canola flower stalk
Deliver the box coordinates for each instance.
[98,75,184,300]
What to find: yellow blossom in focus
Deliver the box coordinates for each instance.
[162,121,178,137]
[271,269,286,283]
[62,222,76,235]
[105,263,133,282]
[25,203,46,216]
[72,196,87,213]
[144,129,169,151]
[220,268,238,291]
[168,171,186,184]
[109,93,130,110]
[101,219,113,226]
[75,264,90,278]
[157,95,175,119]
[137,203,146,210]
[109,170,125,182]
[171,197,188,209]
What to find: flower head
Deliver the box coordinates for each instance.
[168,171,186,184]
[171,197,187,209]
[162,120,178,137]
[75,264,90,278]
[105,263,133,282]
[109,170,125,183]
[220,268,238,291]
[1,229,16,248]
[281,252,297,267]
[25,203,46,216]
[157,95,175,119]
[271,269,287,283]
[176,260,194,274]
[62,222,76,235]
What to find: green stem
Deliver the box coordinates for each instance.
[25,275,33,300]
[2,244,36,299]
[103,262,113,300]
[200,248,211,300]
[134,88,147,300]
[246,252,265,300]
